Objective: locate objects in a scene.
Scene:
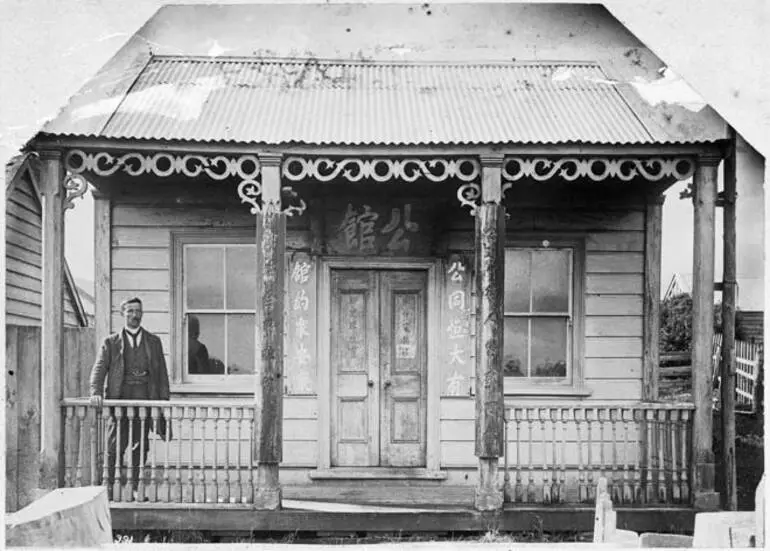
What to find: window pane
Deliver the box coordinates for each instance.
[186,247,224,309]
[503,318,528,377]
[531,318,567,378]
[531,250,570,313]
[226,246,256,309]
[227,314,255,375]
[504,250,531,312]
[188,314,225,374]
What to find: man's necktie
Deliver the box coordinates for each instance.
[129,331,139,348]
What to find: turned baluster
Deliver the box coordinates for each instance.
[610,407,620,503]
[198,406,207,503]
[236,407,245,503]
[212,407,220,504]
[89,407,99,486]
[76,406,89,486]
[187,406,196,503]
[113,407,124,501]
[64,406,75,487]
[645,409,655,503]
[598,408,607,495]
[126,407,136,500]
[669,409,680,503]
[137,406,147,501]
[575,408,586,502]
[149,406,159,502]
[248,407,256,503]
[170,406,180,502]
[538,408,549,503]
[621,407,631,504]
[223,407,232,503]
[657,409,668,503]
[585,408,595,501]
[514,408,523,502]
[559,408,567,503]
[679,409,690,503]
[527,408,536,502]
[633,408,643,503]
[549,408,559,503]
[101,406,111,497]
[502,409,511,502]
[162,406,172,502]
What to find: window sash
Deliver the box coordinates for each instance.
[182,243,256,378]
[503,246,574,381]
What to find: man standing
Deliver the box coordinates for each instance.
[90,297,170,499]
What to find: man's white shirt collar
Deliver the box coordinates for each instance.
[124,327,143,347]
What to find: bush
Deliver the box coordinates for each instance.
[660,293,694,353]
[659,293,744,353]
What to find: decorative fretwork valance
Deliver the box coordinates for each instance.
[282,157,480,183]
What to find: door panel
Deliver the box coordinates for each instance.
[330,268,427,468]
[380,271,427,467]
[331,270,379,467]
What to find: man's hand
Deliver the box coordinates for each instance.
[90,395,103,408]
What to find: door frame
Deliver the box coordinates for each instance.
[317,257,442,474]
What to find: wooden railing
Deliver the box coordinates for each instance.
[502,402,695,505]
[61,398,257,503]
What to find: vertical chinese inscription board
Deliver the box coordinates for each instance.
[285,252,316,394]
[443,253,474,396]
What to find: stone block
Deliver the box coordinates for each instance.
[5,486,112,547]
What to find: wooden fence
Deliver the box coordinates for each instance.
[5,325,95,513]
[712,335,761,412]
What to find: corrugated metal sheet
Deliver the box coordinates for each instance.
[64,56,657,145]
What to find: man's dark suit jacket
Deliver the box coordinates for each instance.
[90,329,172,438]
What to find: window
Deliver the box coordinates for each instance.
[502,239,584,393]
[181,242,256,382]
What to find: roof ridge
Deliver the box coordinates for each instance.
[148,54,601,67]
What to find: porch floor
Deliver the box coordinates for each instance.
[110,500,695,533]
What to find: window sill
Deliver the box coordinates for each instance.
[308,468,448,481]
[170,383,256,395]
[503,385,593,398]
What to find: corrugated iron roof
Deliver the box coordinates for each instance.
[54,56,659,146]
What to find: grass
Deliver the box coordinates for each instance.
[112,528,593,544]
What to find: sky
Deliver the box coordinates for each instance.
[1,0,767,294]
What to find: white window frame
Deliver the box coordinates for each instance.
[502,235,587,396]
[171,231,258,393]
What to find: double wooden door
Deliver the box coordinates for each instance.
[330,269,428,468]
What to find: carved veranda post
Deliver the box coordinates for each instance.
[474,154,505,511]
[691,153,720,510]
[253,153,286,509]
[39,149,66,489]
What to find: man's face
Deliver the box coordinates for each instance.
[122,302,143,329]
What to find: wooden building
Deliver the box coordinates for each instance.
[23,3,734,532]
[5,153,90,327]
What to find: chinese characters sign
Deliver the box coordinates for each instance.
[327,200,431,256]
[285,253,316,394]
[443,254,474,396]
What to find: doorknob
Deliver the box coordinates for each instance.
[383,380,392,388]
[367,379,374,387]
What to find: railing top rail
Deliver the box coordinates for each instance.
[61,397,257,408]
[504,401,695,412]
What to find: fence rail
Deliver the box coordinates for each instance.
[502,402,695,506]
[61,398,257,504]
[712,335,761,412]
[63,398,694,506]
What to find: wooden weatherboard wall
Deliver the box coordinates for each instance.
[5,326,95,513]
[5,169,86,327]
[106,189,647,476]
